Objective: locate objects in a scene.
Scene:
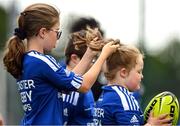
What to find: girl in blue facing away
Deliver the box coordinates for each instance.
[61,17,106,125]
[3,3,119,125]
[94,43,172,126]
[62,26,105,125]
[62,30,96,125]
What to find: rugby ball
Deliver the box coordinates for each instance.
[144,91,179,125]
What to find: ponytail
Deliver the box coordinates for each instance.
[3,36,25,79]
[3,3,60,79]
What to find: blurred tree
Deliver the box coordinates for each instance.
[158,38,180,93]
[141,38,180,110]
[159,38,180,69]
[0,6,7,50]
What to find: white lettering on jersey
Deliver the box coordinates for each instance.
[94,108,104,118]
[17,79,36,112]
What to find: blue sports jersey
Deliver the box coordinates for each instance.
[17,50,83,125]
[60,61,95,125]
[131,90,142,104]
[63,91,95,125]
[94,85,144,125]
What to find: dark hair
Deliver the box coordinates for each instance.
[70,17,104,36]
[3,3,60,79]
[65,17,104,65]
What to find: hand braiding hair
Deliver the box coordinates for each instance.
[71,26,103,51]
[71,26,121,51]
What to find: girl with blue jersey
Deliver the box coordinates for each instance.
[94,43,172,125]
[62,29,99,125]
[3,3,119,125]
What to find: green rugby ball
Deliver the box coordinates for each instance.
[144,91,179,125]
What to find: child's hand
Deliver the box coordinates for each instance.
[146,111,172,126]
[101,41,119,58]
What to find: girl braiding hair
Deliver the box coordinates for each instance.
[3,3,119,125]
[71,26,120,51]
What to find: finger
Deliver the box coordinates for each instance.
[105,41,115,46]
[158,114,169,120]
[113,41,120,45]
[158,124,172,126]
[111,44,120,49]
[149,111,154,117]
[164,123,172,126]
[160,117,173,124]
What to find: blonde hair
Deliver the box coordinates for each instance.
[104,44,144,81]
[3,3,60,79]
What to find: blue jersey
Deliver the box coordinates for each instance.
[63,91,94,125]
[131,90,142,104]
[17,51,83,125]
[94,85,144,125]
[60,61,95,125]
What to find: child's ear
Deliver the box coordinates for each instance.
[120,68,128,78]
[38,27,47,39]
[71,54,80,64]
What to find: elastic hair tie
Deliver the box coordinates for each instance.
[14,28,27,40]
